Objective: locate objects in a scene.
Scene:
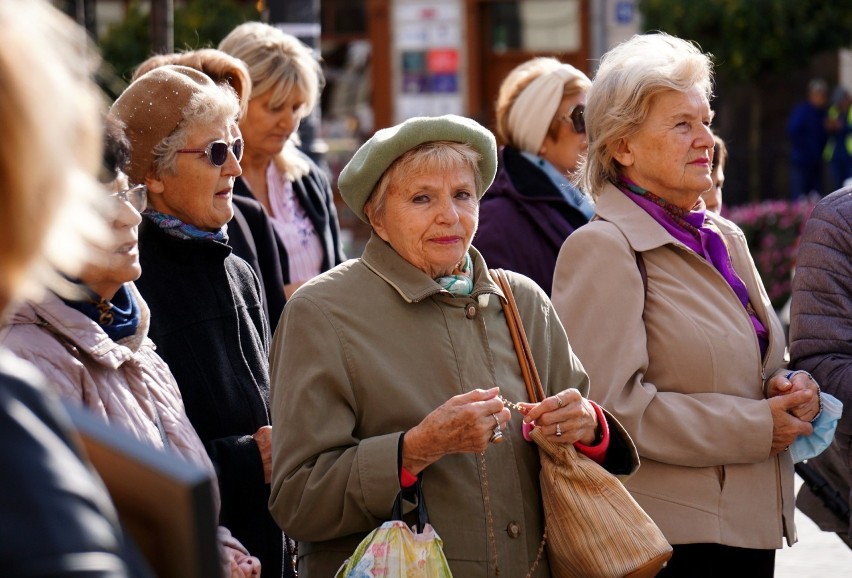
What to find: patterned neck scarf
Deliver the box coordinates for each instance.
[63,283,141,342]
[144,209,228,243]
[617,177,769,358]
[434,253,474,296]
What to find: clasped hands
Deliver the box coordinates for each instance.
[764,371,821,456]
[402,387,598,476]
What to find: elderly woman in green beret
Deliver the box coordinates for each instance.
[268,114,638,576]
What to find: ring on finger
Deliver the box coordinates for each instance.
[555,393,564,408]
[489,414,504,444]
[555,423,562,437]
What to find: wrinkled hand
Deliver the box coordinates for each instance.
[227,547,261,578]
[402,387,511,475]
[252,425,273,484]
[218,526,261,578]
[768,389,814,456]
[765,372,820,422]
[514,389,598,445]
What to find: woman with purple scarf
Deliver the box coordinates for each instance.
[551,33,821,577]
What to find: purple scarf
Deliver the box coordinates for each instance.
[618,178,769,358]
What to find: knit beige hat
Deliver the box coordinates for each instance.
[110,65,217,185]
[338,114,497,223]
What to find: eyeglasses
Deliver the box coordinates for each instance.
[111,183,147,212]
[559,104,586,134]
[176,137,244,167]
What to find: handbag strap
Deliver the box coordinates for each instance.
[491,269,546,404]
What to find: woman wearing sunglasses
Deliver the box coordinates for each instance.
[110,65,292,578]
[474,58,592,296]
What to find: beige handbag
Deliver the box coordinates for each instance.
[491,268,672,578]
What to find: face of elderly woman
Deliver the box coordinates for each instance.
[615,86,714,209]
[541,91,588,175]
[368,165,479,279]
[146,122,242,231]
[80,172,144,299]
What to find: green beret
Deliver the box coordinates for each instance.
[338,114,497,223]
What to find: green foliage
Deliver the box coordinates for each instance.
[99,0,259,91]
[638,0,852,81]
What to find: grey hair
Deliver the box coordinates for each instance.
[580,32,714,198]
[365,141,482,226]
[152,84,241,176]
[219,22,324,180]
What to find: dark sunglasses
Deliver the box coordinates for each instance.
[111,183,147,212]
[559,104,586,134]
[177,137,244,167]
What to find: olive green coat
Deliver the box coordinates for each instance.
[269,233,638,577]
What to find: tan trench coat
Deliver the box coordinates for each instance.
[552,184,795,550]
[268,233,638,577]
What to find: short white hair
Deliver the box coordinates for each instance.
[580,33,714,198]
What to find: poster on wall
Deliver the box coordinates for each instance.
[393,0,464,123]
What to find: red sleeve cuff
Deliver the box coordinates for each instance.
[399,466,418,488]
[573,400,609,465]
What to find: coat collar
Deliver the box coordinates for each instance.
[7,283,152,368]
[594,183,676,253]
[596,182,744,250]
[360,232,503,304]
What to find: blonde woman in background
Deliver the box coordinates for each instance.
[474,57,593,296]
[220,22,345,298]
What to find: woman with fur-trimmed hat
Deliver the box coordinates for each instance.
[111,65,292,577]
[267,114,638,576]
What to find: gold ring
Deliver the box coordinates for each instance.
[489,428,504,444]
[555,423,562,437]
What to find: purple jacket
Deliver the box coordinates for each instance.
[474,146,589,295]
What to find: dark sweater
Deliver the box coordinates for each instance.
[474,146,589,296]
[136,218,288,577]
[230,195,287,329]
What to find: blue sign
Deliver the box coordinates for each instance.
[615,1,635,25]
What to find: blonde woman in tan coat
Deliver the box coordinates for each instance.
[551,33,821,576]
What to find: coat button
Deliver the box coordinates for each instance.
[465,304,477,319]
[506,521,521,538]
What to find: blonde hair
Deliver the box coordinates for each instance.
[133,49,252,120]
[219,22,324,179]
[581,33,713,198]
[0,0,106,314]
[495,57,591,149]
[364,141,482,225]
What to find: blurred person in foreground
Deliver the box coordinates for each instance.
[700,132,727,214]
[789,187,852,549]
[551,33,820,576]
[111,65,291,577]
[133,48,288,328]
[0,0,148,574]
[0,117,261,578]
[220,22,345,298]
[268,114,638,576]
[474,57,593,296]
